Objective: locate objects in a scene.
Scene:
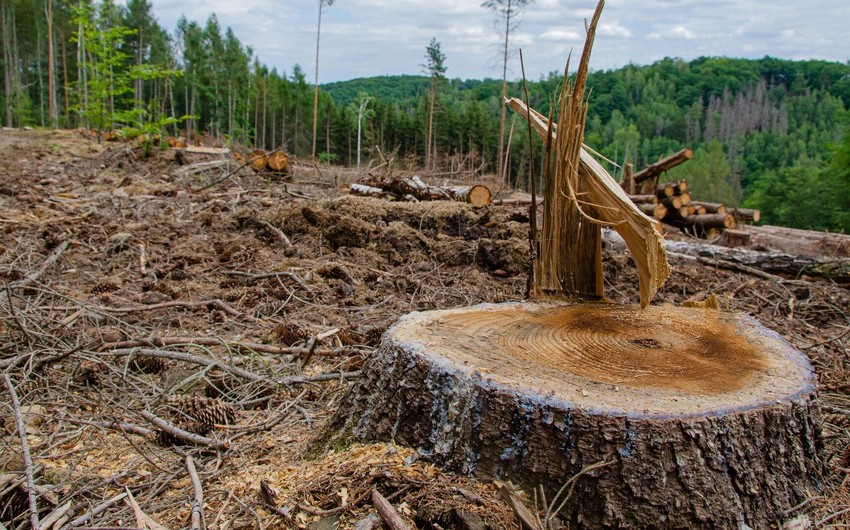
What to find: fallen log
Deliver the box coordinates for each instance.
[267,151,291,174]
[249,149,267,172]
[354,176,492,207]
[634,148,693,184]
[446,185,492,207]
[605,231,850,283]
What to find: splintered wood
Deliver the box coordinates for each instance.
[506,101,670,307]
[508,1,669,307]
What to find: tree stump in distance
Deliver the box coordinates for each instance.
[321,302,822,529]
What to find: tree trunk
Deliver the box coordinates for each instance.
[319,302,822,529]
[2,1,12,127]
[46,0,57,127]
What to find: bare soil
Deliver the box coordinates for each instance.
[0,129,848,528]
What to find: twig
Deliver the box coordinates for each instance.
[100,348,270,383]
[38,500,72,530]
[544,460,613,527]
[9,240,70,291]
[371,489,411,530]
[225,270,313,296]
[65,491,128,528]
[139,410,229,450]
[99,336,354,357]
[186,456,205,530]
[91,299,259,322]
[3,374,40,530]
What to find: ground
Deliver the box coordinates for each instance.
[0,129,847,529]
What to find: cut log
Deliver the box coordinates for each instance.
[627,194,656,205]
[731,208,761,223]
[183,146,230,155]
[720,228,752,247]
[638,202,667,219]
[679,191,691,206]
[668,213,736,231]
[248,150,267,172]
[446,185,492,207]
[633,148,694,184]
[656,183,676,199]
[350,183,389,198]
[661,195,683,211]
[321,301,821,529]
[691,202,727,214]
[354,177,492,207]
[266,151,290,174]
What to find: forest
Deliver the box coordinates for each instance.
[2,0,849,231]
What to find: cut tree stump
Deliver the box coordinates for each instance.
[321,302,822,529]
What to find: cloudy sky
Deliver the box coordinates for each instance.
[149,0,850,83]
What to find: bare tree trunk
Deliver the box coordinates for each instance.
[2,1,12,127]
[311,0,323,160]
[496,0,512,184]
[426,78,435,170]
[36,21,45,126]
[261,74,267,149]
[61,29,69,126]
[46,0,57,127]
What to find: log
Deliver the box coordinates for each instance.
[731,208,761,223]
[320,302,822,529]
[656,183,676,199]
[627,194,656,205]
[633,148,694,184]
[183,146,230,155]
[668,213,736,232]
[638,202,667,219]
[355,177,492,207]
[679,191,691,206]
[691,202,727,214]
[267,151,291,174]
[659,238,850,283]
[446,185,492,207]
[661,195,683,211]
[248,149,267,172]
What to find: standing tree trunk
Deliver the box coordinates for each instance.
[2,0,12,127]
[496,0,511,184]
[45,0,57,127]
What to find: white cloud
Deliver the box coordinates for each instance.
[149,0,850,82]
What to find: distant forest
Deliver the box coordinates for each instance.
[2,0,849,231]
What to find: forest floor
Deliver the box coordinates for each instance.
[0,128,848,529]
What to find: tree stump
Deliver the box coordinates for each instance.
[322,302,822,529]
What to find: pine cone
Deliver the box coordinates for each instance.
[129,355,168,375]
[91,281,119,295]
[166,395,235,427]
[269,323,310,346]
[75,360,103,387]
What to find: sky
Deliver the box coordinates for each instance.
[148,0,850,83]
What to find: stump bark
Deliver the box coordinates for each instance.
[322,302,822,529]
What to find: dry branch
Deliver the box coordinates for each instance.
[3,374,40,530]
[371,489,411,530]
[140,410,229,450]
[186,457,205,530]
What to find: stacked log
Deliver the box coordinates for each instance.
[627,179,752,239]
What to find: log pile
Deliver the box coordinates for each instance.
[350,175,492,207]
[622,150,760,239]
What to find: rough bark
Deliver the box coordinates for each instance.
[633,148,694,185]
[320,302,822,529]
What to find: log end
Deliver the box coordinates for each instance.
[466,184,492,207]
